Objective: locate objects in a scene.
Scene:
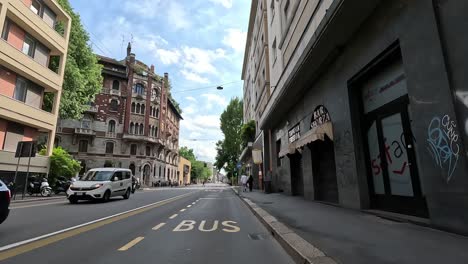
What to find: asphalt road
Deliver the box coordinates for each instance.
[0,185,293,264]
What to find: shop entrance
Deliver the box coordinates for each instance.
[290,151,304,196]
[310,137,339,203]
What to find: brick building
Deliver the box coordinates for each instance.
[57,43,182,186]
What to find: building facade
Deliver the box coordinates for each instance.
[240,0,271,190]
[253,0,468,234]
[178,156,191,185]
[57,43,182,187]
[0,0,70,185]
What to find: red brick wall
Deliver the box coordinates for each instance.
[0,68,17,97]
[22,126,38,142]
[0,119,7,150]
[7,23,26,51]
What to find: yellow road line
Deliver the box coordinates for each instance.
[118,237,144,251]
[180,209,186,212]
[0,192,195,261]
[151,223,166,231]
[169,214,178,219]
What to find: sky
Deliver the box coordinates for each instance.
[69,0,250,162]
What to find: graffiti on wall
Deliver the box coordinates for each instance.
[427,115,460,182]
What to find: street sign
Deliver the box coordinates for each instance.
[236,162,242,169]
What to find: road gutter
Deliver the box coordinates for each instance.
[232,187,337,264]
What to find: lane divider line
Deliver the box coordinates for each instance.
[118,237,144,251]
[192,202,196,205]
[169,214,178,219]
[152,223,166,231]
[0,191,196,261]
[180,209,186,212]
[187,205,192,208]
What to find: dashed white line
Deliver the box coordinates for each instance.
[180,209,186,212]
[152,223,166,231]
[169,214,178,219]
[187,205,192,208]
[118,237,144,251]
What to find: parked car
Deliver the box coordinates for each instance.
[0,180,11,224]
[66,168,133,204]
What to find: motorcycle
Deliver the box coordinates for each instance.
[27,177,52,197]
[131,177,141,193]
[53,176,72,194]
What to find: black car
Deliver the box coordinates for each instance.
[0,180,11,224]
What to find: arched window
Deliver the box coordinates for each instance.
[156,108,159,118]
[159,166,161,177]
[146,146,151,156]
[150,106,153,117]
[135,83,144,94]
[105,142,114,154]
[129,163,136,175]
[139,124,144,135]
[155,126,158,138]
[135,123,139,135]
[112,80,120,90]
[141,104,145,114]
[131,102,135,113]
[108,120,116,133]
[136,103,141,114]
[130,144,137,156]
[130,122,134,134]
[110,99,118,111]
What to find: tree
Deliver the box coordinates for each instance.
[179,146,196,161]
[51,0,103,119]
[241,120,256,148]
[215,98,243,179]
[39,147,80,183]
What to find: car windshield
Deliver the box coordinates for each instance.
[80,171,114,181]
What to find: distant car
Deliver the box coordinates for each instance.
[66,168,133,204]
[0,180,11,224]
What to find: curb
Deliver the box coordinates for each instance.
[232,187,337,264]
[10,196,66,204]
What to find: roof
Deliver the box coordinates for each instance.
[241,0,258,80]
[167,98,183,120]
[97,55,125,66]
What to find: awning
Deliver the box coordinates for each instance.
[277,122,334,158]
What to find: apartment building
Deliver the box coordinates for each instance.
[240,0,270,190]
[57,43,182,187]
[177,156,191,185]
[257,0,468,234]
[0,0,70,184]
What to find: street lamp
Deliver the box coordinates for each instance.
[216,86,223,90]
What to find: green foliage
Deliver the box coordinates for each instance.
[241,120,256,148]
[214,98,243,179]
[179,146,211,181]
[179,146,196,161]
[55,0,103,119]
[39,147,80,183]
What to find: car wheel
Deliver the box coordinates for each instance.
[123,188,131,199]
[69,197,78,204]
[102,190,111,202]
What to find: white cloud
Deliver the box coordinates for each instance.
[222,28,247,53]
[209,0,233,8]
[185,96,197,102]
[167,2,191,30]
[180,70,210,84]
[183,105,196,114]
[181,47,226,75]
[202,93,228,110]
[124,0,162,18]
[155,49,181,65]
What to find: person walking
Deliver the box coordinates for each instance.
[247,175,254,192]
[240,174,248,192]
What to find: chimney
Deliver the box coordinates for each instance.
[151,65,155,73]
[127,42,132,57]
[129,53,135,64]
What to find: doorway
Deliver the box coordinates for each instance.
[289,151,304,196]
[310,137,339,203]
[143,165,151,186]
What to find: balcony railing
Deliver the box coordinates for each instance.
[75,128,95,136]
[122,133,157,143]
[106,132,116,138]
[110,89,121,96]
[85,105,98,113]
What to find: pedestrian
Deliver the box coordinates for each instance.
[240,174,248,192]
[247,175,254,192]
[202,180,205,187]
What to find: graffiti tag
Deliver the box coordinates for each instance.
[427,115,460,182]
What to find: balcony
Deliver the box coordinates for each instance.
[106,132,116,138]
[84,105,98,113]
[0,150,49,174]
[74,127,95,136]
[0,40,63,91]
[122,134,157,143]
[6,0,70,54]
[110,89,121,96]
[0,94,56,131]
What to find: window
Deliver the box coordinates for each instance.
[159,166,162,177]
[131,102,136,113]
[141,104,145,115]
[81,118,91,129]
[150,106,153,117]
[78,140,88,152]
[135,83,144,94]
[272,38,277,62]
[139,124,144,135]
[110,99,118,111]
[155,126,158,137]
[14,78,28,102]
[284,0,290,17]
[136,103,141,114]
[146,146,151,156]
[108,120,116,133]
[30,0,41,15]
[112,80,120,90]
[105,142,114,154]
[130,122,134,134]
[276,139,281,166]
[130,144,137,155]
[3,122,24,152]
[156,108,159,118]
[22,35,35,57]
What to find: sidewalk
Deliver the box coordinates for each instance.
[239,190,468,264]
[10,194,66,203]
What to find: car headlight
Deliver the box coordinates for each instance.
[91,183,103,189]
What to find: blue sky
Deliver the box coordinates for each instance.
[69,0,250,162]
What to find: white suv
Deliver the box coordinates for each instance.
[67,168,133,204]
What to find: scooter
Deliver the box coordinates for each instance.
[131,177,141,193]
[28,177,52,197]
[53,177,72,194]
